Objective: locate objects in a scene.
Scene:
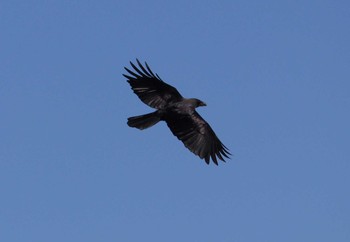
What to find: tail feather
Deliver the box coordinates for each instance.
[127,111,160,130]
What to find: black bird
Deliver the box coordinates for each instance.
[124,59,231,165]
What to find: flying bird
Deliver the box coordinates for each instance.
[124,59,231,165]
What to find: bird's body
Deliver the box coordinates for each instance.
[124,59,230,165]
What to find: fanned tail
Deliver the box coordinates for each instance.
[127,111,160,130]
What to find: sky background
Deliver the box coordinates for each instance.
[0,1,349,241]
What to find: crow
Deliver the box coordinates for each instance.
[124,59,231,165]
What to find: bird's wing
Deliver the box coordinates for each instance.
[124,59,183,109]
[165,111,231,165]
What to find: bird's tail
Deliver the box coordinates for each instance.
[127,111,160,130]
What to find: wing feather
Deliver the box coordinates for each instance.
[145,61,156,77]
[124,59,183,109]
[136,59,152,76]
[165,111,231,165]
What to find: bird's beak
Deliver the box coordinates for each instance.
[201,102,207,107]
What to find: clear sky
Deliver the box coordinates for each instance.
[0,1,349,241]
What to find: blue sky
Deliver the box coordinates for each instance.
[0,1,349,241]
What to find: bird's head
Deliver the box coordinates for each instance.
[195,99,207,107]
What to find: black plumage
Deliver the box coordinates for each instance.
[124,59,231,165]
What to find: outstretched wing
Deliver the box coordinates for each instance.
[124,59,183,109]
[164,111,231,165]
